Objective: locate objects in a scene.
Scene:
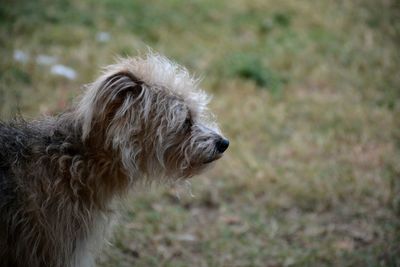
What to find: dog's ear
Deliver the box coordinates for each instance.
[77,71,144,140]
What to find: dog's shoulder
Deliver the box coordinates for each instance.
[0,119,49,170]
[0,120,36,150]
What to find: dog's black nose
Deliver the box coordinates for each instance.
[216,138,229,153]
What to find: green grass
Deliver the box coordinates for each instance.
[1,0,400,266]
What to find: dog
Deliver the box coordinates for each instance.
[0,53,229,267]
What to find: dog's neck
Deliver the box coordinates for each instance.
[50,112,130,210]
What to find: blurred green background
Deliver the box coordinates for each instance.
[1,0,399,266]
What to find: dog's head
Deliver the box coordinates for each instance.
[76,53,228,181]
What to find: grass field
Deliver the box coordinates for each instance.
[1,0,400,266]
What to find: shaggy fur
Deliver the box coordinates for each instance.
[0,53,228,267]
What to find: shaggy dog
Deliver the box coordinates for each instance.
[0,53,229,267]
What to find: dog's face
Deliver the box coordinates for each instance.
[77,54,228,181]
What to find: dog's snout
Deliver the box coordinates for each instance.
[216,138,229,153]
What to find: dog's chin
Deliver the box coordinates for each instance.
[203,154,222,165]
[177,155,223,179]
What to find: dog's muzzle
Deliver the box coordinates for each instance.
[202,137,229,164]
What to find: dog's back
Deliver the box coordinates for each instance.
[0,120,95,267]
[0,121,35,266]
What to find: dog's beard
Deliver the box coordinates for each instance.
[171,147,221,179]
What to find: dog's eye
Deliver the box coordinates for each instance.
[183,117,192,131]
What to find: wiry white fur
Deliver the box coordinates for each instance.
[76,53,213,139]
[113,53,210,117]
